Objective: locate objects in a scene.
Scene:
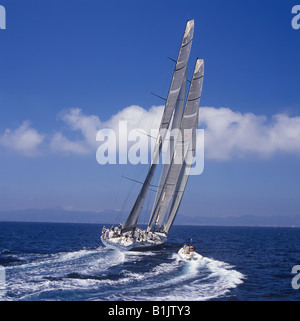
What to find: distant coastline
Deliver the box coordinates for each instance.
[0,208,299,228]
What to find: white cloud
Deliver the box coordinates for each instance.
[0,121,45,156]
[59,105,300,161]
[105,105,163,134]
[51,105,163,155]
[2,105,300,160]
[199,107,300,160]
[58,107,102,148]
[50,132,90,155]
[49,108,102,154]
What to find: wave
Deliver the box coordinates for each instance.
[113,256,245,301]
[3,247,245,301]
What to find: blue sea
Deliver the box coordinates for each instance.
[0,222,299,301]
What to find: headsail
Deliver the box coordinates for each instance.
[147,59,204,232]
[122,20,194,232]
[163,108,199,233]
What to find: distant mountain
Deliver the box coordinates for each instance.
[0,208,299,227]
[0,208,119,224]
[174,213,300,227]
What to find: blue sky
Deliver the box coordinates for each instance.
[0,0,300,221]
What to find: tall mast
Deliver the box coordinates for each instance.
[122,20,194,233]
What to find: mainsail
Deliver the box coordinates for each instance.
[147,59,204,231]
[148,70,187,229]
[122,20,194,233]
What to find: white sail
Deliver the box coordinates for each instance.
[122,20,194,232]
[163,108,199,233]
[148,59,204,231]
[160,20,194,131]
[147,71,187,230]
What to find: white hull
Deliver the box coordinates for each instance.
[101,231,167,251]
[178,247,202,260]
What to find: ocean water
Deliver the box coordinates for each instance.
[0,222,299,301]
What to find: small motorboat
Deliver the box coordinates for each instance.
[178,244,202,260]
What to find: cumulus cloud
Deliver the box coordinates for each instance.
[49,108,102,154]
[105,105,163,134]
[50,132,90,155]
[51,105,163,155]
[199,107,300,160]
[55,105,300,161]
[58,108,102,148]
[0,121,45,156]
[1,105,300,160]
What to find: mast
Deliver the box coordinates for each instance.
[147,59,204,232]
[122,20,194,233]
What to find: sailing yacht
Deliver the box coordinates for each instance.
[101,20,204,251]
